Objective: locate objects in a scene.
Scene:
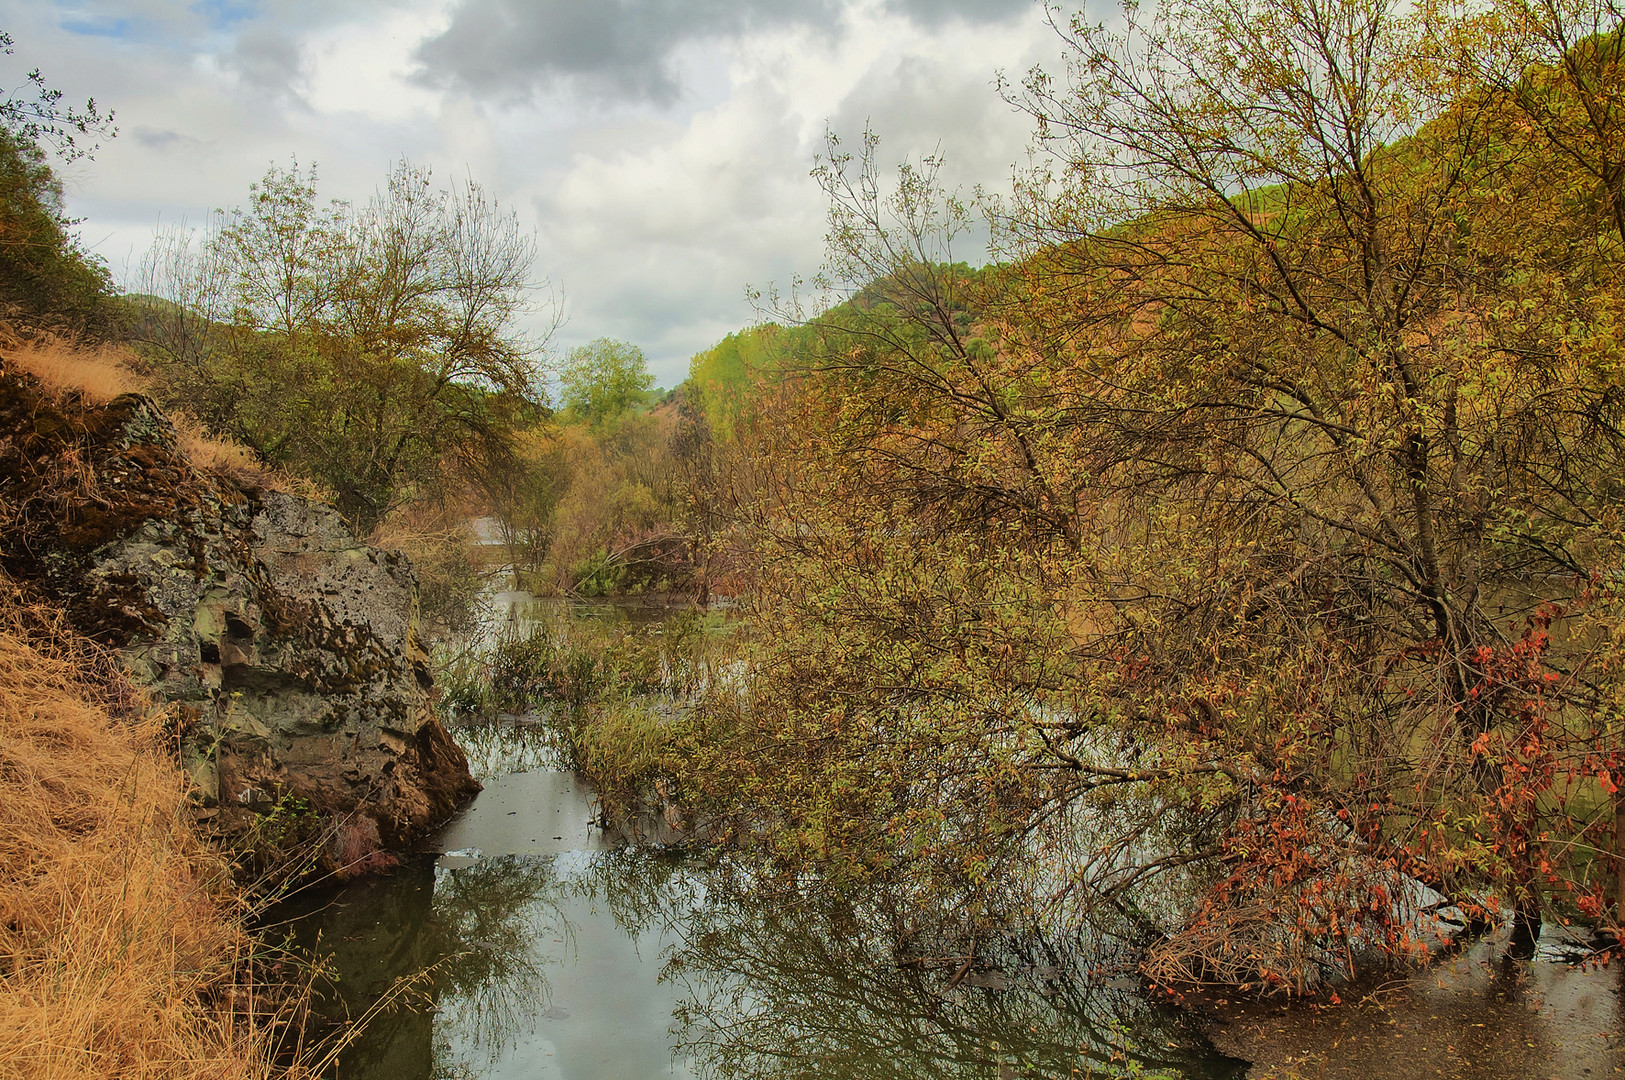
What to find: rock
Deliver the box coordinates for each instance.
[0,360,479,865]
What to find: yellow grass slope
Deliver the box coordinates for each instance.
[0,589,291,1078]
[3,330,297,490]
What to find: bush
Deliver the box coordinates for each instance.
[0,131,117,337]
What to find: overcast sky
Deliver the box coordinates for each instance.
[6,0,1066,386]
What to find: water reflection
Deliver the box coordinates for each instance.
[285,854,573,1079]
[593,857,1246,1080]
[288,842,1248,1079]
[450,716,567,780]
[289,591,1625,1080]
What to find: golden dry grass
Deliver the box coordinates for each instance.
[169,411,290,490]
[0,587,304,1080]
[2,330,314,497]
[1,331,147,403]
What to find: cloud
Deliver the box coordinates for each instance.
[413,0,1038,106]
[224,25,307,100]
[29,0,1058,388]
[132,126,202,150]
[524,68,822,382]
[888,0,1035,26]
[500,5,1046,385]
[413,0,831,105]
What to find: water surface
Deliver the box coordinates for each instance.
[282,718,1250,1079]
[282,598,1625,1079]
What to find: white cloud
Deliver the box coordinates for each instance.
[20,0,1060,386]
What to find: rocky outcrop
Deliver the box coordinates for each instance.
[0,359,479,862]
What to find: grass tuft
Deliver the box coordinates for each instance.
[1,328,145,402]
[0,580,307,1079]
[2,328,315,498]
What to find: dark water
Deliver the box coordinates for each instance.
[276,718,1251,1080]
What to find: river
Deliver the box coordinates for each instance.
[276,600,1625,1079]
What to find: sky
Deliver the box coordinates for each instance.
[5,0,1070,387]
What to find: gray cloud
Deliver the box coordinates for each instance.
[413,0,834,105]
[225,25,307,99]
[889,0,1036,26]
[132,126,202,150]
[414,0,1037,105]
[30,0,1051,387]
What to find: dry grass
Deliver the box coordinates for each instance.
[0,584,307,1080]
[168,411,304,494]
[2,329,317,498]
[1,330,147,403]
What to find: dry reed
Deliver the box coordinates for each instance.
[0,586,306,1080]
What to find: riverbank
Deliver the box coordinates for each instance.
[1201,934,1625,1079]
[0,582,295,1079]
[0,332,482,1079]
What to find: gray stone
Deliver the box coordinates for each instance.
[0,361,480,867]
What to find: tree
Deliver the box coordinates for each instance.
[693,0,1625,987]
[1001,0,1625,958]
[1,29,116,161]
[0,132,115,334]
[138,160,551,533]
[558,337,655,427]
[0,31,116,334]
[1470,0,1625,241]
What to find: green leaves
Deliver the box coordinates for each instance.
[137,158,548,533]
[558,338,656,428]
[0,131,115,336]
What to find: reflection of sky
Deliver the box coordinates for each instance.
[433,854,699,1080]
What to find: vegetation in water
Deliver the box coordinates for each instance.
[672,0,1625,992]
[514,0,1625,995]
[438,607,734,823]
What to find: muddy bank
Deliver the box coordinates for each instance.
[1202,935,1625,1079]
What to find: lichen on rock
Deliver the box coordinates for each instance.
[0,357,480,869]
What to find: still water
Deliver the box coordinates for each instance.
[278,597,1625,1079]
[278,715,1254,1080]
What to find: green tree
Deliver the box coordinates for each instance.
[138,160,550,533]
[558,337,655,427]
[0,30,117,334]
[0,132,114,334]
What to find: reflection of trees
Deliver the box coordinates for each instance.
[287,854,574,1080]
[429,857,573,1073]
[575,855,1248,1080]
[286,847,1250,1079]
[449,718,566,780]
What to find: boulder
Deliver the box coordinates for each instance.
[0,359,479,862]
